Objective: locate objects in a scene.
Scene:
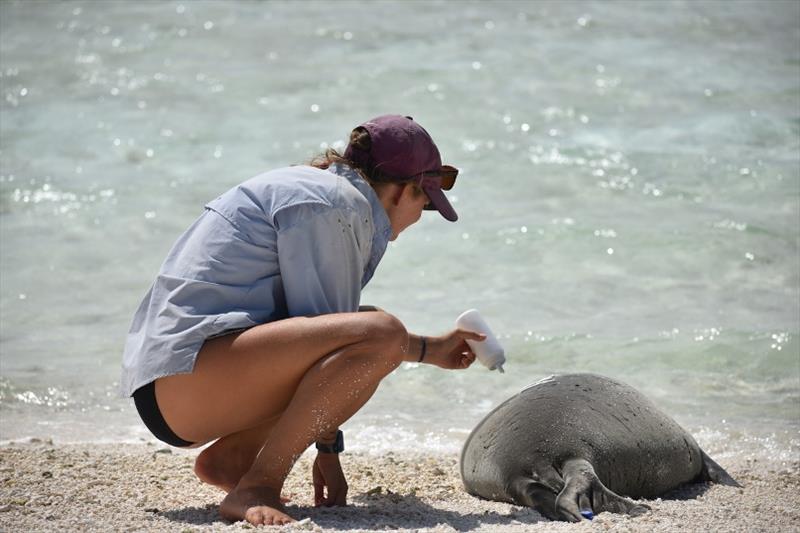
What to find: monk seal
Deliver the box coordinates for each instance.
[460,373,740,521]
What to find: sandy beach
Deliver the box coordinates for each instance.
[0,439,797,533]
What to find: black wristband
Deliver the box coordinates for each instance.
[315,430,344,454]
[418,336,427,363]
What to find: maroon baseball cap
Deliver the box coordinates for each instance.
[344,114,459,222]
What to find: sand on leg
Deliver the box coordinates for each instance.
[155,311,409,525]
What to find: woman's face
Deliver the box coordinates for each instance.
[385,183,429,241]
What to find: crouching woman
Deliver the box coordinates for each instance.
[120,115,482,525]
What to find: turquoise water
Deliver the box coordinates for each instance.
[1,1,798,458]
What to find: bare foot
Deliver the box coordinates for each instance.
[195,452,294,505]
[220,486,295,526]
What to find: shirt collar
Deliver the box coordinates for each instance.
[328,163,392,241]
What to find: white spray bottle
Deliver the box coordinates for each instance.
[455,309,506,373]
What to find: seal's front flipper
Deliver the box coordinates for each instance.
[555,458,649,522]
[700,450,742,488]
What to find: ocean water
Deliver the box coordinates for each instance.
[1,1,798,461]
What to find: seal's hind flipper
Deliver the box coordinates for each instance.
[510,478,560,520]
[700,450,742,488]
[508,463,566,521]
[555,458,649,522]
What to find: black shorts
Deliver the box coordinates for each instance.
[132,380,195,448]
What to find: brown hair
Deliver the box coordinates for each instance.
[309,126,400,187]
[309,127,426,199]
[309,127,374,181]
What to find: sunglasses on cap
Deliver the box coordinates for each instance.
[415,165,458,191]
[413,165,458,212]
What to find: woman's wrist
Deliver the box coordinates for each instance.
[403,334,430,363]
[316,430,344,454]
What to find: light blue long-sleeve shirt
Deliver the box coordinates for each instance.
[120,163,392,397]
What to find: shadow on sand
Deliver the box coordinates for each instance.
[156,481,721,529]
[659,480,717,501]
[157,491,546,531]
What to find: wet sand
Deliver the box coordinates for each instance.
[0,440,797,532]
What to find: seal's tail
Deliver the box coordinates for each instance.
[700,450,742,488]
[554,458,650,522]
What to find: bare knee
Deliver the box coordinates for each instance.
[367,311,407,341]
[360,311,408,368]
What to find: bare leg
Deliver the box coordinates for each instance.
[194,416,279,493]
[155,311,408,525]
[220,342,401,523]
[239,345,399,485]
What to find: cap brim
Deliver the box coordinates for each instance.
[421,183,458,222]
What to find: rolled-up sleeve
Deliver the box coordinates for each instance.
[276,204,369,317]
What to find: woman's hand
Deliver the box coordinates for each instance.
[312,452,348,507]
[424,329,486,370]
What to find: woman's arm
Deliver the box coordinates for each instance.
[404,330,486,369]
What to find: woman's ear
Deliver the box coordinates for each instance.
[391,183,407,206]
[375,182,404,213]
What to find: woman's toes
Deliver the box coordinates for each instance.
[244,506,293,525]
[244,508,265,524]
[221,486,295,525]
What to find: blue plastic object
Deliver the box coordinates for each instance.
[580,509,594,520]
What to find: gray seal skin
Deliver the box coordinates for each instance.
[460,373,740,522]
